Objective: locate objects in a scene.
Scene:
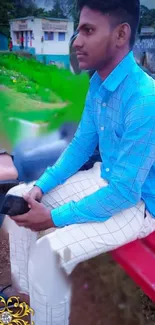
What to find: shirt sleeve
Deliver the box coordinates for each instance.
[35,90,98,194]
[52,93,155,227]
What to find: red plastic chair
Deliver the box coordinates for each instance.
[111,232,155,302]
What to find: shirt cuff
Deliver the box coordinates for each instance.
[35,167,59,194]
[51,202,73,227]
[51,201,86,227]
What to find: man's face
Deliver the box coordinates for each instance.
[73,6,119,71]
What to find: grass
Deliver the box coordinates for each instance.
[1,87,66,112]
[0,65,62,104]
[0,52,89,108]
[0,52,89,146]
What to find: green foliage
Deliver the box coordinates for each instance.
[0,53,89,145]
[0,65,61,103]
[0,0,15,36]
[48,0,67,19]
[0,53,88,109]
[0,0,77,38]
[140,5,155,29]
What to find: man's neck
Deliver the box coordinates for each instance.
[97,49,130,81]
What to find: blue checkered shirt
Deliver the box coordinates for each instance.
[36,51,155,227]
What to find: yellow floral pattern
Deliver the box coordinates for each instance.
[0,296,34,325]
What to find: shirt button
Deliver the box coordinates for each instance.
[101,126,104,131]
[102,103,106,107]
[106,168,110,172]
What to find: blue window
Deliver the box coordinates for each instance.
[44,32,54,41]
[58,32,65,41]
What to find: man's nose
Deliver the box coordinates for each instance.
[73,33,83,49]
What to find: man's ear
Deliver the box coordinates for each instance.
[116,23,131,47]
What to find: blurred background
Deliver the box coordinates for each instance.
[0,0,155,151]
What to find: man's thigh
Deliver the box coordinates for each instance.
[5,162,105,211]
[41,162,107,210]
[37,200,146,276]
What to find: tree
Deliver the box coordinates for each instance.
[45,0,79,27]
[140,5,149,17]
[48,0,67,19]
[0,0,78,38]
[0,0,15,36]
[34,7,48,17]
[13,0,37,18]
[66,0,79,28]
[0,0,39,36]
[139,5,155,30]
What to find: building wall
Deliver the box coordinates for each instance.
[10,18,35,50]
[36,54,70,68]
[10,17,74,68]
[33,19,74,55]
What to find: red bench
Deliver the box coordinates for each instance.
[111,232,155,302]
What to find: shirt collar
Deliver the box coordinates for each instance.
[90,51,136,92]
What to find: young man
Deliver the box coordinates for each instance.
[4,0,155,323]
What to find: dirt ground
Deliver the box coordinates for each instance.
[0,231,155,325]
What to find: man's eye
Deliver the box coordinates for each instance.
[85,28,93,34]
[88,28,93,34]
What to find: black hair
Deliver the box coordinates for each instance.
[77,0,140,47]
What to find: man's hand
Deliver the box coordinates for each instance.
[10,195,55,231]
[27,186,43,202]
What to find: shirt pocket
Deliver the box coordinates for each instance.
[110,130,122,163]
[102,128,120,155]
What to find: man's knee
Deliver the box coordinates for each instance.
[8,184,22,196]
[8,182,33,196]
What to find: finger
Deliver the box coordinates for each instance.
[23,193,30,201]
[10,213,29,222]
[23,195,39,209]
[22,194,31,209]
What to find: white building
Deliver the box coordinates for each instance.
[10,16,74,68]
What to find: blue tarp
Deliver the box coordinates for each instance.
[0,33,8,51]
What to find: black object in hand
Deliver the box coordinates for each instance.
[0,194,30,216]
